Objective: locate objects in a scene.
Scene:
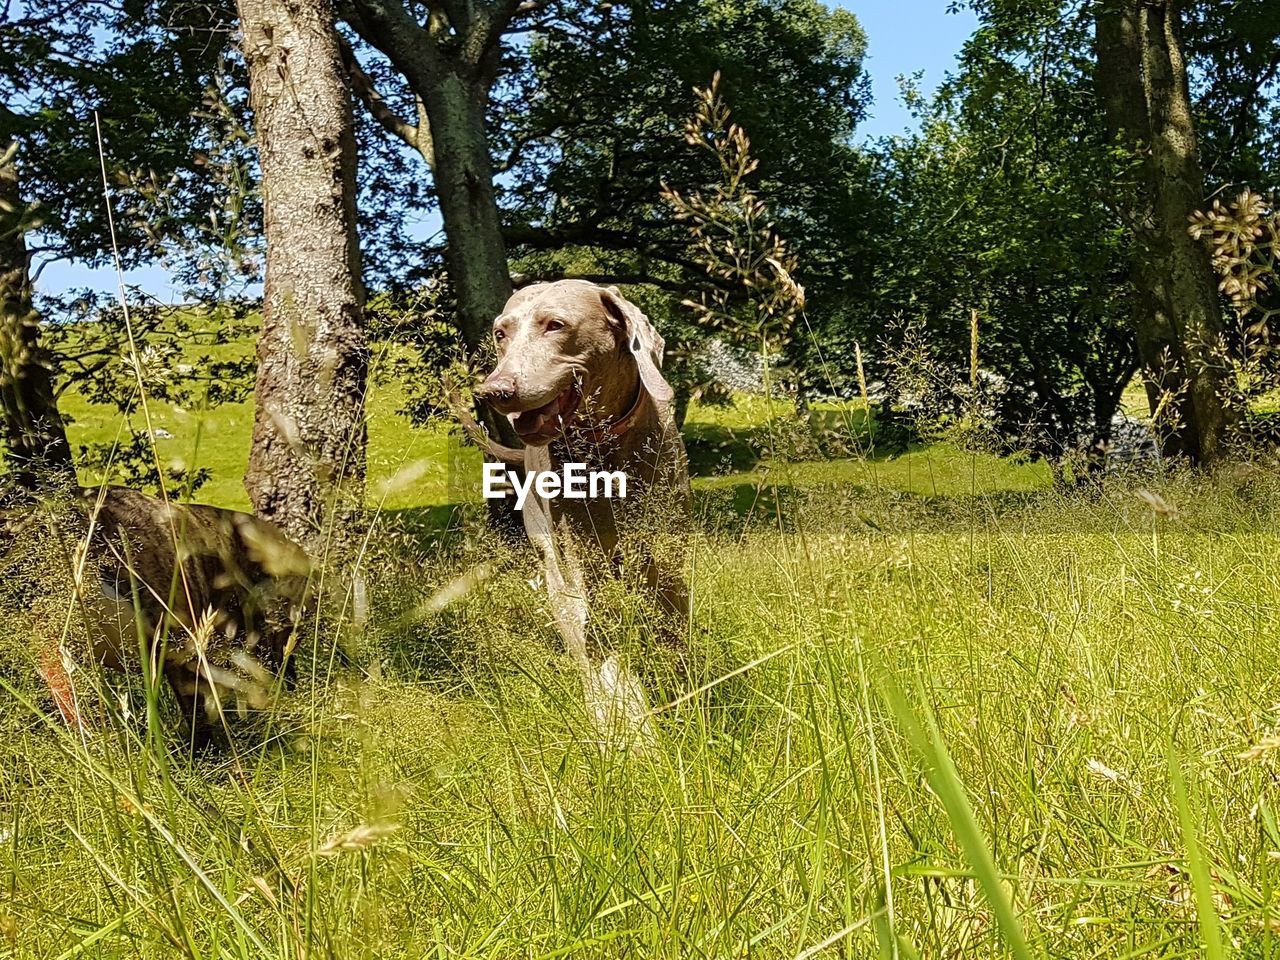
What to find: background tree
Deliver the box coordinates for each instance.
[854,1,1136,463]
[1092,0,1264,463]
[504,0,872,405]
[1094,0,1192,455]
[850,0,1278,468]
[0,146,73,491]
[344,0,873,426]
[335,0,529,357]
[500,0,868,286]
[1096,0,1233,464]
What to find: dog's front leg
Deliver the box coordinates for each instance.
[641,556,691,651]
[522,493,651,747]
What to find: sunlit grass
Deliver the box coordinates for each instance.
[7,447,1280,955]
[9,334,1280,956]
[58,347,463,511]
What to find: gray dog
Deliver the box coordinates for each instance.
[473,280,692,741]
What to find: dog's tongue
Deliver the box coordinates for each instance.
[512,390,568,436]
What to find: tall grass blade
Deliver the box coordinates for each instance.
[879,673,1037,960]
[51,908,141,960]
[1168,738,1227,960]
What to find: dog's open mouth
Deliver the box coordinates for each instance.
[509,384,581,442]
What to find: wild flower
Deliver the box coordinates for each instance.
[1189,189,1278,330]
[1190,189,1280,435]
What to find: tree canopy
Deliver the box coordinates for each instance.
[3,0,1280,488]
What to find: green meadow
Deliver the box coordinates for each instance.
[5,340,1280,958]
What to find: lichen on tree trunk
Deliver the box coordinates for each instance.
[238,0,368,555]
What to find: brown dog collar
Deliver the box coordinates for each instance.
[574,382,649,444]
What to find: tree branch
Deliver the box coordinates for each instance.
[338,0,439,95]
[414,94,436,168]
[1214,47,1280,176]
[492,130,551,173]
[461,0,532,68]
[511,270,694,295]
[504,222,691,268]
[504,222,744,294]
[339,37,420,151]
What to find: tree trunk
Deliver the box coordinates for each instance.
[413,68,525,528]
[337,0,524,533]
[418,73,512,352]
[339,1,512,351]
[338,0,526,460]
[1094,0,1234,465]
[1094,0,1196,458]
[1140,0,1234,464]
[416,70,529,501]
[0,153,75,494]
[239,0,368,556]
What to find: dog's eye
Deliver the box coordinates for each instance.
[494,329,506,341]
[545,319,564,333]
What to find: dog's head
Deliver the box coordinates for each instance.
[474,280,672,446]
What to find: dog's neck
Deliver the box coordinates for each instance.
[551,361,666,470]
[549,397,665,484]
[575,377,648,445]
[573,354,644,439]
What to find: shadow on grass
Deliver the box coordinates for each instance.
[684,423,765,475]
[695,481,807,528]
[683,406,877,477]
[382,502,478,543]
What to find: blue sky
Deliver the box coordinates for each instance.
[849,0,976,139]
[37,0,976,299]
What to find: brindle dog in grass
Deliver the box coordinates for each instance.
[471,280,692,744]
[5,486,310,747]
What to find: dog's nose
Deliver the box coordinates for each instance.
[475,373,518,408]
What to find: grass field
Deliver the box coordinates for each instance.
[5,344,1280,958]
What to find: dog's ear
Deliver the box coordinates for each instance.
[600,286,674,403]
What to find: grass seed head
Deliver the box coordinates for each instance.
[1135,488,1177,518]
[316,821,400,857]
[1238,734,1280,761]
